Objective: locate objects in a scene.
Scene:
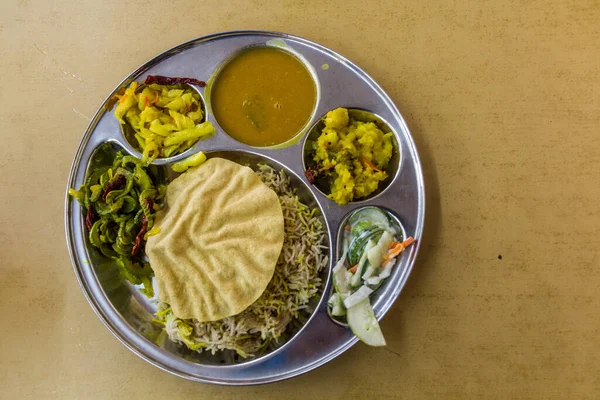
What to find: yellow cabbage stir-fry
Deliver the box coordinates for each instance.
[112,81,215,162]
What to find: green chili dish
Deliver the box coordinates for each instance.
[69,151,166,296]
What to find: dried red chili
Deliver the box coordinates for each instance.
[85,205,95,230]
[144,198,154,214]
[101,174,126,201]
[304,166,320,184]
[144,75,206,87]
[131,215,148,256]
[131,198,154,256]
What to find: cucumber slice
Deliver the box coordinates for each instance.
[366,276,383,287]
[367,230,395,269]
[350,268,360,288]
[328,292,346,316]
[343,285,373,309]
[379,261,394,280]
[348,224,378,244]
[351,220,373,237]
[362,265,377,280]
[347,227,383,266]
[351,240,375,287]
[349,260,365,288]
[342,234,350,255]
[327,302,345,322]
[347,298,386,346]
[348,206,391,229]
[331,303,345,316]
[332,252,347,274]
[366,260,394,289]
[333,265,352,294]
[328,292,340,307]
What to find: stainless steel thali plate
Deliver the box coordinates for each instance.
[65,30,425,385]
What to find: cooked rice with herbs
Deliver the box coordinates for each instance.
[153,164,328,358]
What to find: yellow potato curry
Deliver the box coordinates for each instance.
[310,108,394,205]
[211,46,316,147]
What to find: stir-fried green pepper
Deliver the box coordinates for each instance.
[69,151,166,297]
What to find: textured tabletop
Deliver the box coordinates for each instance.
[1,0,598,398]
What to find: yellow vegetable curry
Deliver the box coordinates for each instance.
[211,46,316,147]
[113,81,214,161]
[309,108,394,205]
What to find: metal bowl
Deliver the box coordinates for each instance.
[74,143,331,368]
[117,82,209,165]
[328,205,408,327]
[302,108,402,203]
[207,44,321,149]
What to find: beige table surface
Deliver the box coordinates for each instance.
[1,0,599,398]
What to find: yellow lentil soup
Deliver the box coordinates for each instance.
[211,46,316,147]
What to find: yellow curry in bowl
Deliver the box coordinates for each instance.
[305,108,396,205]
[211,46,316,147]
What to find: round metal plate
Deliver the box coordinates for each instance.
[65,30,425,385]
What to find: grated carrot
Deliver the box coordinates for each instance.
[362,157,383,173]
[381,237,415,266]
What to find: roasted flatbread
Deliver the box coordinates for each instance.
[146,157,284,322]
